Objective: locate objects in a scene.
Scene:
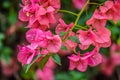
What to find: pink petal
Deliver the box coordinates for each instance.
[79,44,90,50]
[88,52,102,67]
[69,61,77,70]
[48,12,56,24]
[77,59,88,72]
[18,9,29,21]
[26,52,35,64]
[47,35,61,53]
[47,6,55,13]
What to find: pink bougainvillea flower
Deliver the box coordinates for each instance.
[77,27,111,50]
[92,27,111,43]
[72,0,87,9]
[47,35,62,53]
[49,0,61,10]
[112,1,120,23]
[100,1,120,23]
[26,19,49,30]
[100,1,114,14]
[26,29,61,53]
[19,9,30,21]
[37,31,52,48]
[56,18,73,35]
[82,48,102,67]
[68,52,88,72]
[100,1,115,20]
[77,28,93,50]
[17,44,39,65]
[36,6,56,25]
[38,0,60,10]
[19,2,39,22]
[36,68,54,80]
[92,28,111,50]
[86,9,108,30]
[68,48,102,72]
[26,28,43,44]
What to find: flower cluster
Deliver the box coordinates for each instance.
[68,0,120,72]
[18,0,62,65]
[17,0,120,74]
[68,48,102,72]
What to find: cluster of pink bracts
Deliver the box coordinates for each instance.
[17,0,120,73]
[68,0,120,72]
[18,0,61,65]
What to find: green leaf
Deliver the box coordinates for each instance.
[117,36,120,45]
[24,54,42,73]
[3,1,11,8]
[1,47,12,64]
[68,36,80,43]
[0,33,5,40]
[51,54,61,65]
[61,45,68,50]
[38,54,50,70]
[60,31,66,37]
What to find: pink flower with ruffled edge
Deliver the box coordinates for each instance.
[36,6,56,25]
[72,0,87,10]
[86,9,108,30]
[77,27,111,50]
[77,28,93,50]
[47,35,62,53]
[17,44,39,65]
[82,48,102,67]
[100,1,116,21]
[68,52,88,72]
[68,48,102,72]
[112,1,120,23]
[26,28,62,53]
[19,0,39,22]
[38,0,60,10]
[56,18,74,35]
[26,28,44,44]
[49,0,61,10]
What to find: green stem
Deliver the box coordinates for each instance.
[88,2,99,5]
[58,10,78,16]
[73,0,90,29]
[89,2,103,6]
[75,25,88,30]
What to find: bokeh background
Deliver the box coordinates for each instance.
[0,0,120,80]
